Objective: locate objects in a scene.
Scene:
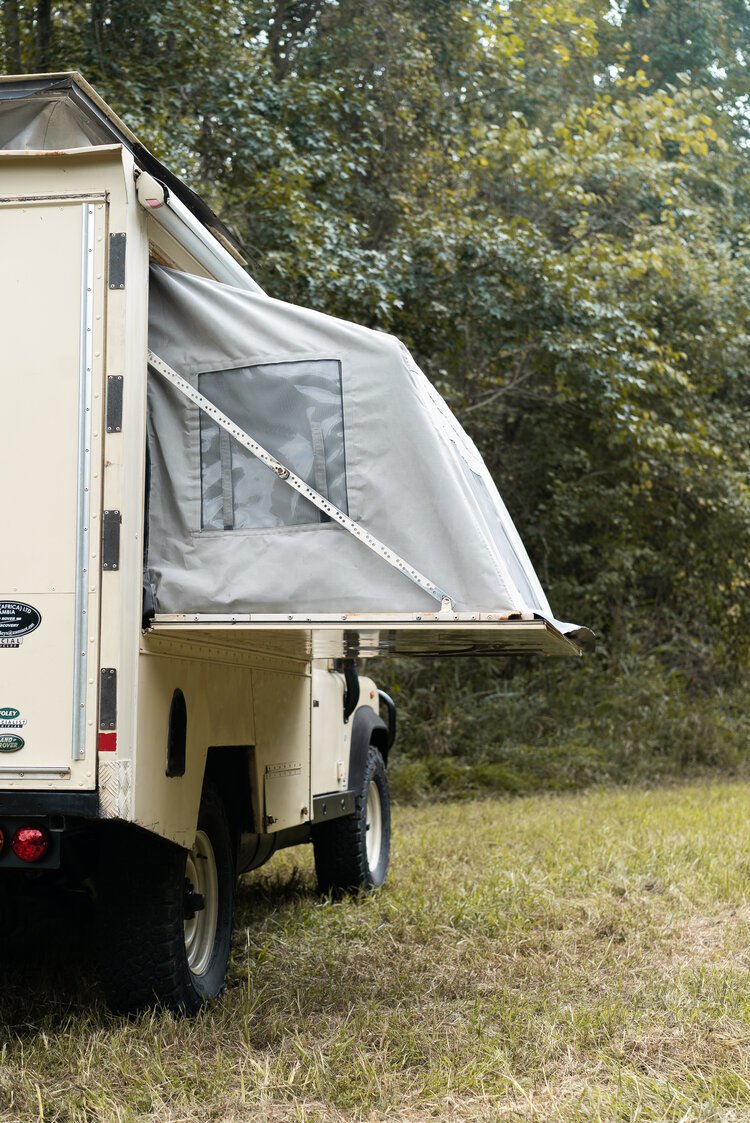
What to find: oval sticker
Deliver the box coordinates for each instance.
[0,602,41,639]
[0,708,20,720]
[0,735,24,753]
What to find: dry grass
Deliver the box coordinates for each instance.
[3,782,750,1121]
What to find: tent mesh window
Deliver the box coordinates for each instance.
[198,359,348,531]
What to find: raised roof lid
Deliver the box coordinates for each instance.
[0,71,246,265]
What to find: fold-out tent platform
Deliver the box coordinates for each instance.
[148,613,582,660]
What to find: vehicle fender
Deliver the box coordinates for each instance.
[348,705,389,792]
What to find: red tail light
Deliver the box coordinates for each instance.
[0,828,4,855]
[11,826,49,863]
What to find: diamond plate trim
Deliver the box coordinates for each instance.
[98,758,133,819]
[117,759,132,819]
[98,757,118,818]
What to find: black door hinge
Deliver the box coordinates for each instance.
[106,375,124,433]
[108,232,126,289]
[102,510,121,571]
[99,668,117,730]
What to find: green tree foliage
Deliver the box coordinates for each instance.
[3,0,750,786]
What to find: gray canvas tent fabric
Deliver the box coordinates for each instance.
[0,95,111,149]
[147,266,578,635]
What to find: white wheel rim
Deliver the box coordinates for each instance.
[366,780,382,872]
[184,829,219,977]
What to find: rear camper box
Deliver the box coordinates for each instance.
[0,73,589,1013]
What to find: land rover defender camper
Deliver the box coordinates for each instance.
[0,73,587,1013]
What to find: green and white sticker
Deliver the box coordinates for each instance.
[0,734,24,753]
[0,707,26,730]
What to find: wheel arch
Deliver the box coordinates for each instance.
[204,745,255,840]
[348,706,389,794]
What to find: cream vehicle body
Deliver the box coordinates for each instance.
[0,74,587,1014]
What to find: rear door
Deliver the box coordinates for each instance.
[0,196,107,789]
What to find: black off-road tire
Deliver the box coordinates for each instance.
[96,783,235,1015]
[312,744,391,894]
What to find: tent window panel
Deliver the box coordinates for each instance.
[198,359,347,531]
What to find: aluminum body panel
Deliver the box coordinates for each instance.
[0,190,107,789]
[254,669,311,831]
[133,648,256,846]
[310,665,349,798]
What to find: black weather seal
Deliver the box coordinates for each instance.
[378,689,397,749]
[342,659,360,724]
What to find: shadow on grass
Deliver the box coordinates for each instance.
[227,860,407,1047]
[234,860,318,928]
[0,885,105,1030]
[0,861,320,1030]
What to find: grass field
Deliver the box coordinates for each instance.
[3,781,750,1122]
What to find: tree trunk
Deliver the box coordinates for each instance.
[3,0,22,73]
[267,0,326,81]
[90,0,107,66]
[35,0,51,71]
